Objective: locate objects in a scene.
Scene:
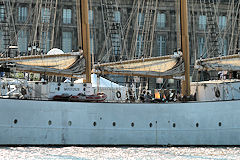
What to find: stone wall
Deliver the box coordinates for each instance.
[0,0,238,91]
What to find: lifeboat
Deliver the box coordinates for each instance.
[69,93,107,102]
[52,93,71,101]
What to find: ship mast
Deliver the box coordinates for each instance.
[180,0,190,96]
[77,0,190,89]
[77,0,91,83]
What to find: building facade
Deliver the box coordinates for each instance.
[0,0,239,90]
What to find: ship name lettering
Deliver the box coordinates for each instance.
[64,88,80,91]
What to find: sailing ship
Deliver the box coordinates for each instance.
[1,0,240,145]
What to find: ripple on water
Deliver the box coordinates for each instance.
[0,147,240,160]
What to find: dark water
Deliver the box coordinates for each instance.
[1,147,240,160]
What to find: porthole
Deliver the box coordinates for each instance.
[219,122,222,127]
[131,122,134,127]
[93,122,97,126]
[112,122,116,127]
[173,123,176,128]
[100,117,102,120]
[196,123,199,128]
[149,123,153,128]
[68,121,72,126]
[48,120,52,126]
[13,119,18,124]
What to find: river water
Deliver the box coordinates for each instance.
[0,147,240,160]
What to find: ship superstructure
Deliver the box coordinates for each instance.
[1,0,240,146]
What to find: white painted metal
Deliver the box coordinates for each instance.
[28,82,93,99]
[191,80,240,101]
[75,74,128,102]
[93,87,127,102]
[0,80,93,99]
[1,99,240,145]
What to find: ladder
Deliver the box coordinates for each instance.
[141,1,155,58]
[206,0,219,57]
[2,1,17,57]
[131,0,155,59]
[39,0,54,54]
[101,0,122,62]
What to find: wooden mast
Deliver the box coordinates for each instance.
[76,0,189,87]
[78,0,91,83]
[180,0,190,96]
[76,0,82,48]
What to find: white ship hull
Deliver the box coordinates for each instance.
[1,99,240,145]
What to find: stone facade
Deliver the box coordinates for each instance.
[0,0,239,91]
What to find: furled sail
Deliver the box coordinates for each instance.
[0,51,86,77]
[0,50,184,78]
[195,54,240,71]
[94,54,184,78]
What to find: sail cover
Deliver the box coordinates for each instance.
[195,54,240,71]
[94,54,184,78]
[0,52,86,77]
[0,51,184,78]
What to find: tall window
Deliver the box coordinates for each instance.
[157,35,166,56]
[138,13,144,27]
[41,32,50,53]
[199,15,206,30]
[0,5,4,21]
[218,38,228,56]
[88,10,93,25]
[112,34,120,55]
[136,35,144,57]
[198,37,206,58]
[18,30,28,53]
[18,7,28,22]
[0,31,4,52]
[62,32,72,52]
[41,8,50,23]
[157,13,166,28]
[218,16,227,30]
[114,11,120,23]
[238,36,240,51]
[63,9,71,24]
[90,33,94,54]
